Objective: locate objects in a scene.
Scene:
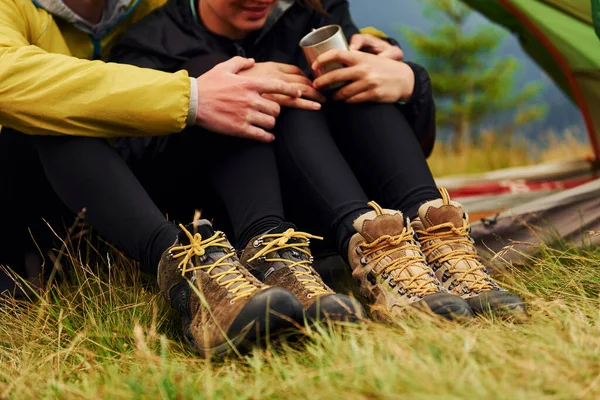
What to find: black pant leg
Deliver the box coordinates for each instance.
[0,129,71,291]
[325,102,441,218]
[34,135,180,273]
[274,108,372,256]
[136,127,286,250]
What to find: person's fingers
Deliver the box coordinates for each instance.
[217,56,255,73]
[294,83,327,103]
[333,79,371,101]
[274,63,308,76]
[247,109,277,130]
[345,89,378,104]
[379,46,404,61]
[281,73,315,87]
[263,94,322,110]
[313,65,364,89]
[254,96,282,117]
[240,125,276,142]
[250,77,301,97]
[312,49,361,71]
[349,34,366,51]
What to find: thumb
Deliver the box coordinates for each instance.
[217,56,256,73]
[349,34,365,51]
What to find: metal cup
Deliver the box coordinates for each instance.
[299,25,349,89]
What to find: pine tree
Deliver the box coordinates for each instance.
[403,0,546,152]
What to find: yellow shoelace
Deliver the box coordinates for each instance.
[247,229,328,296]
[415,221,492,292]
[361,227,438,296]
[170,224,258,303]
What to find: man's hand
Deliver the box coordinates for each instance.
[349,33,404,61]
[194,57,302,142]
[312,50,415,104]
[238,62,325,109]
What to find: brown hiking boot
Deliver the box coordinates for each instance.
[412,188,526,317]
[157,220,303,357]
[348,202,472,321]
[240,223,365,323]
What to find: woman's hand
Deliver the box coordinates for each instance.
[312,50,415,104]
[238,62,325,109]
[349,33,404,61]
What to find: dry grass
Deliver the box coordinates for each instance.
[428,128,593,177]
[1,240,600,399]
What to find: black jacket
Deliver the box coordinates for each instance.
[111,0,436,156]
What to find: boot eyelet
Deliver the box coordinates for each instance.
[360,257,367,265]
[366,272,377,285]
[389,281,397,288]
[307,294,313,299]
[230,300,236,305]
[356,246,363,254]
[291,250,301,258]
[253,239,263,248]
[176,266,183,274]
[166,252,173,261]
[382,273,389,280]
[398,289,406,296]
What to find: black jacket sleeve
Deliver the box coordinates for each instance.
[318,0,437,158]
[403,62,436,158]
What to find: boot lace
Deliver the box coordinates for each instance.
[361,226,438,296]
[247,229,328,297]
[171,224,258,302]
[415,221,493,292]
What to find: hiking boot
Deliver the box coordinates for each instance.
[411,188,526,317]
[348,202,472,321]
[157,220,302,358]
[240,224,365,323]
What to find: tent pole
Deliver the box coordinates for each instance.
[498,0,600,160]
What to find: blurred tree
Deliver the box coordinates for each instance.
[403,0,546,153]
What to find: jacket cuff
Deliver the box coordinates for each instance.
[405,61,428,105]
[187,77,198,126]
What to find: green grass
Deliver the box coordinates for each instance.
[2,240,600,399]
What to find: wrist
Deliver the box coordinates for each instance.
[398,63,416,103]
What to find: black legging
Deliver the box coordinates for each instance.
[29,105,439,272]
[273,102,440,256]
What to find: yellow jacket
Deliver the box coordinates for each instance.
[0,0,192,137]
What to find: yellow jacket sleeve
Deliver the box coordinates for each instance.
[0,0,191,137]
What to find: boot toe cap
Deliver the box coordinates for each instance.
[228,287,303,340]
[306,294,365,322]
[421,292,474,320]
[467,290,526,317]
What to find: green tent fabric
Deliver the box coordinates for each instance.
[461,0,600,159]
[593,0,600,38]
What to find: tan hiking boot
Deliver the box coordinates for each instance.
[157,220,303,357]
[240,223,365,323]
[348,202,472,320]
[412,188,526,317]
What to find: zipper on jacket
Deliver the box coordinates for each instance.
[233,42,246,57]
[90,36,102,60]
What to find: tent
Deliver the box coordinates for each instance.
[433,0,600,266]
[462,0,600,158]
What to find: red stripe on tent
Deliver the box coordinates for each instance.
[447,177,592,198]
[499,0,600,160]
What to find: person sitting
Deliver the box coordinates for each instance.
[109,0,526,331]
[0,0,307,294]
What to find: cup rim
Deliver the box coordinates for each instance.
[299,24,343,48]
